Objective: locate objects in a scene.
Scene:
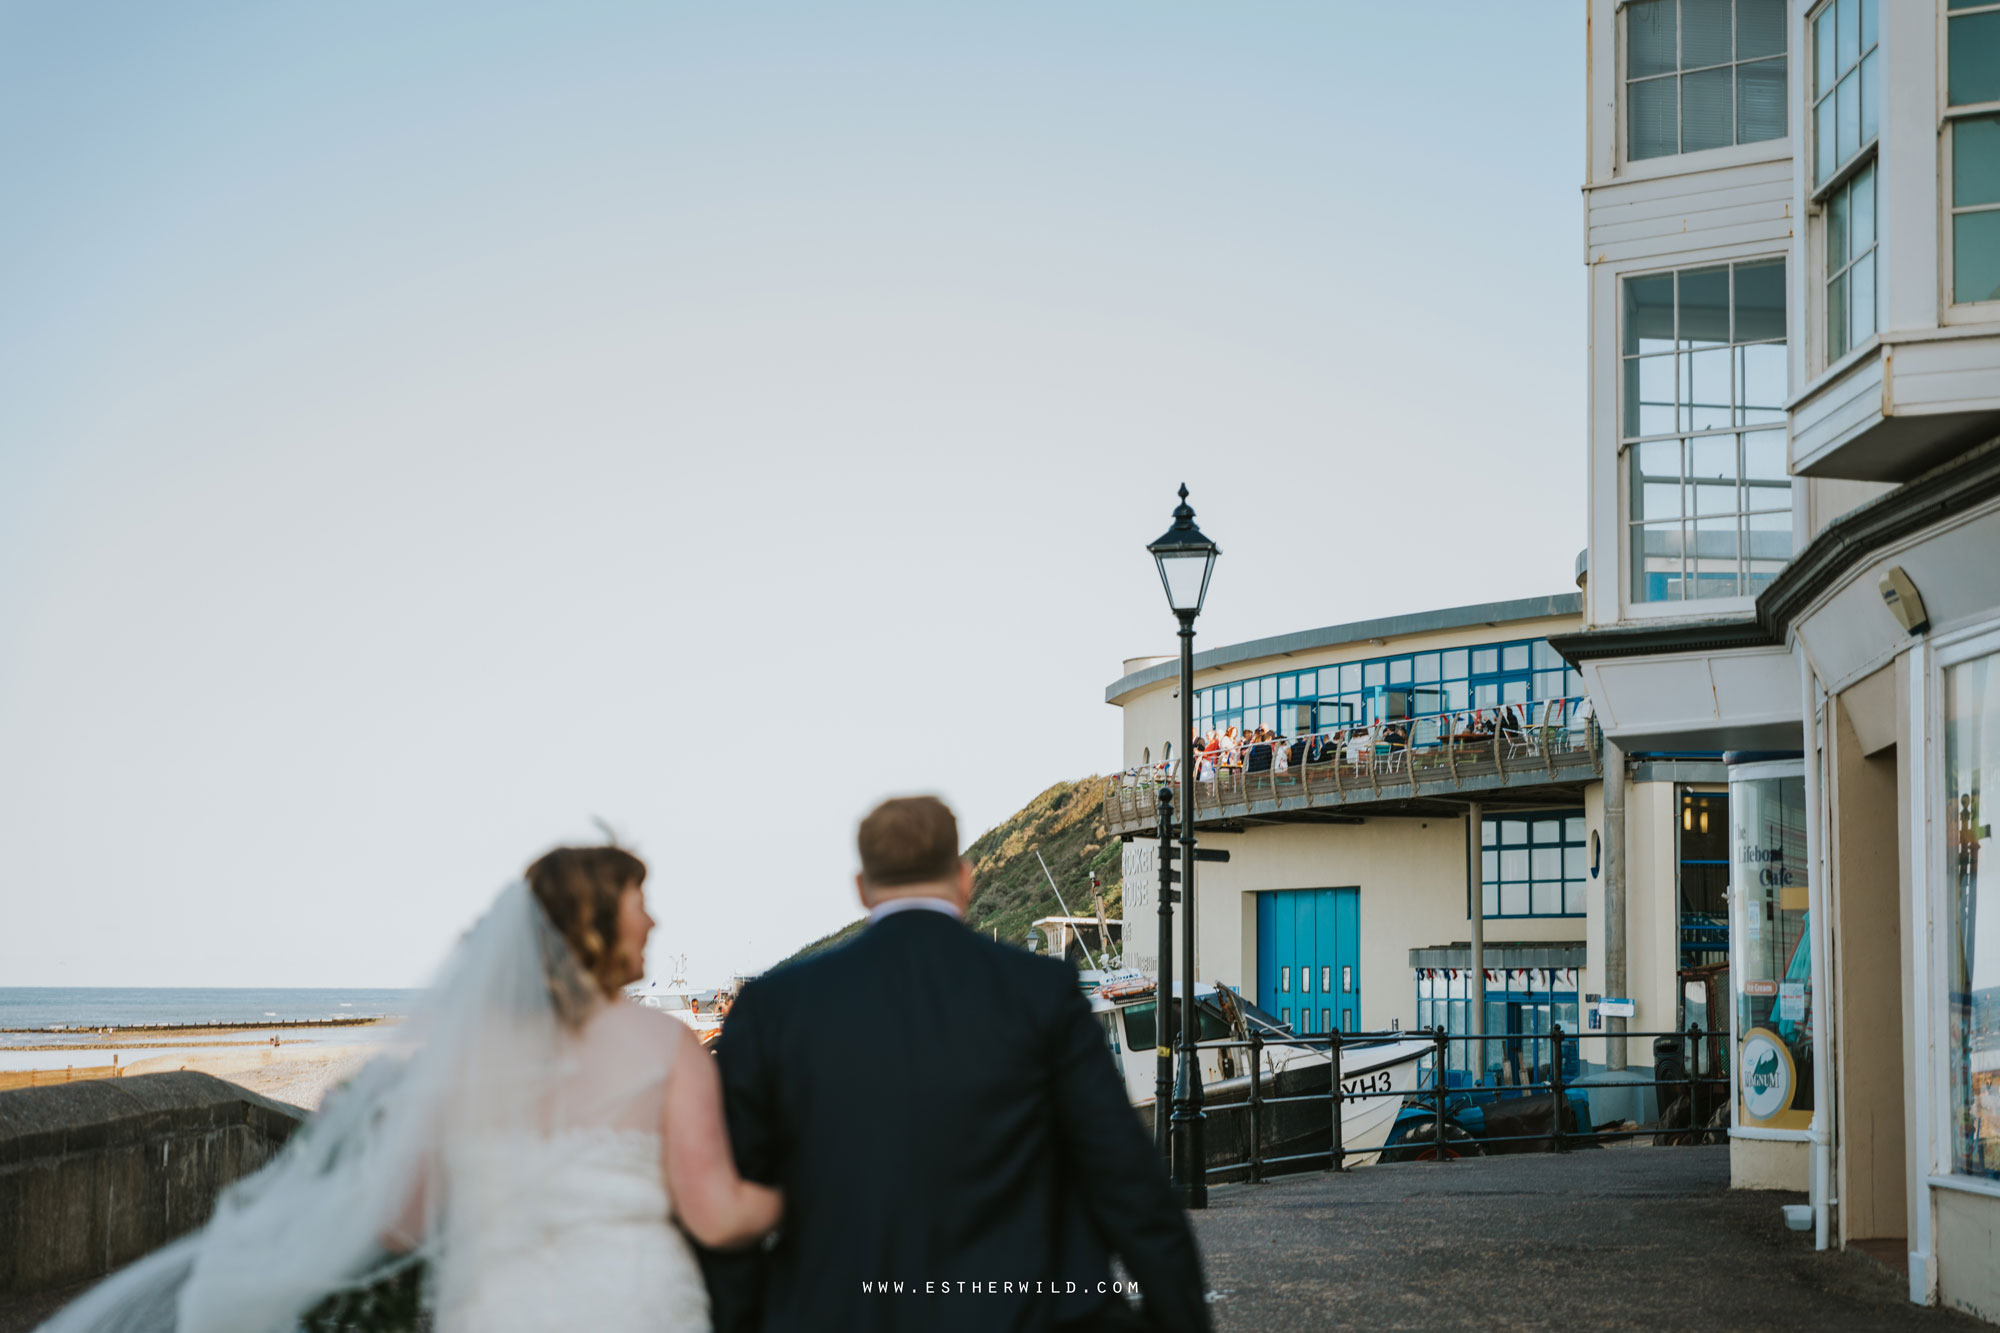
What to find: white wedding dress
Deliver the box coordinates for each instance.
[37,884,714,1333]
[435,1127,709,1332]
[432,1005,712,1333]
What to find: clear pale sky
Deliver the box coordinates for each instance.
[0,3,1583,989]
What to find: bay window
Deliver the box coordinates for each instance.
[1811,0,1880,361]
[1626,0,1787,161]
[1825,163,1879,358]
[1810,0,1879,188]
[1623,260,1792,603]
[1948,1,2000,307]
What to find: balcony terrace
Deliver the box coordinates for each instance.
[1101,702,1603,837]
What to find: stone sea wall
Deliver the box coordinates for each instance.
[0,1072,304,1297]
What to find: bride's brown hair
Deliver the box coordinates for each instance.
[526,845,647,1016]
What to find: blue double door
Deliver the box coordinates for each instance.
[1255,887,1361,1036]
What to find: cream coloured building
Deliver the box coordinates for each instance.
[1101,593,1711,1108]
[1561,0,2000,1319]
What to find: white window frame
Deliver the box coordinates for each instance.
[1923,617,2000,1200]
[1806,0,1883,369]
[1617,257,1794,610]
[1942,1,2000,321]
[1806,0,1881,196]
[1618,0,1791,168]
[1820,163,1882,365]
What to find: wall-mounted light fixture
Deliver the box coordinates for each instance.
[1879,565,1930,636]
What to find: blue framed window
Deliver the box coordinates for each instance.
[1416,966,1582,1087]
[1479,812,1587,918]
[1478,988,1583,1087]
[1679,790,1730,965]
[1194,638,1582,739]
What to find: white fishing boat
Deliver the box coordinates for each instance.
[1089,974,1431,1170]
[625,976,727,1044]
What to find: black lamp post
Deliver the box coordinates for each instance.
[1154,783,1175,1160]
[1148,483,1218,1209]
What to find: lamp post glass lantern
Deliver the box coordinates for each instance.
[1147,483,1217,1209]
[1148,485,1218,617]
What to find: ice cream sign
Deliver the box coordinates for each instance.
[1739,1027,1797,1122]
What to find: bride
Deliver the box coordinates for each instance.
[40,845,780,1333]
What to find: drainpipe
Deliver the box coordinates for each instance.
[1468,801,1485,1075]
[1906,639,1934,1302]
[1801,650,1834,1252]
[1604,735,1627,1071]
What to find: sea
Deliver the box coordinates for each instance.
[0,987,421,1031]
[0,988,421,1072]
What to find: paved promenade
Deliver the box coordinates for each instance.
[10,1145,1989,1331]
[1191,1146,1983,1332]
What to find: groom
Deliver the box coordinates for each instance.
[705,795,1210,1332]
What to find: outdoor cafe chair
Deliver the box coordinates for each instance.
[1504,704,1545,761]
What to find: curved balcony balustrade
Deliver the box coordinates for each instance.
[1103,700,1603,834]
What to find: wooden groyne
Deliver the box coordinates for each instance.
[0,1065,120,1092]
[0,1017,396,1035]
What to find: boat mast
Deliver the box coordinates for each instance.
[1033,849,1104,974]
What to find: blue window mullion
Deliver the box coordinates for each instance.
[1198,638,1580,740]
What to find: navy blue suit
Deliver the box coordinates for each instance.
[705,907,1208,1333]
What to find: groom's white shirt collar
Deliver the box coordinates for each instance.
[866,896,964,924]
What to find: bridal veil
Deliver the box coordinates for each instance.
[37,881,654,1333]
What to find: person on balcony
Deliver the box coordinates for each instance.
[1345,727,1373,765]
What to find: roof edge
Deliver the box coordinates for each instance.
[1549,432,2000,670]
[1547,617,1775,665]
[1104,593,1583,705]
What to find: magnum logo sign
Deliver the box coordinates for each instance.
[1738,1027,1803,1126]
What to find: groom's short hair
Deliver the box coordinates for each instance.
[858,796,961,887]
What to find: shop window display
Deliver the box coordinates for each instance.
[1729,769,1813,1130]
[1945,651,2000,1181]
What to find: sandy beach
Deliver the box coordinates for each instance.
[120,1044,379,1110]
[0,1020,399,1111]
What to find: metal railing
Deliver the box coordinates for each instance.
[1679,912,1730,966]
[1173,1023,1730,1185]
[1103,702,1602,835]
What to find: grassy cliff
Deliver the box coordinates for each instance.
[778,777,1123,967]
